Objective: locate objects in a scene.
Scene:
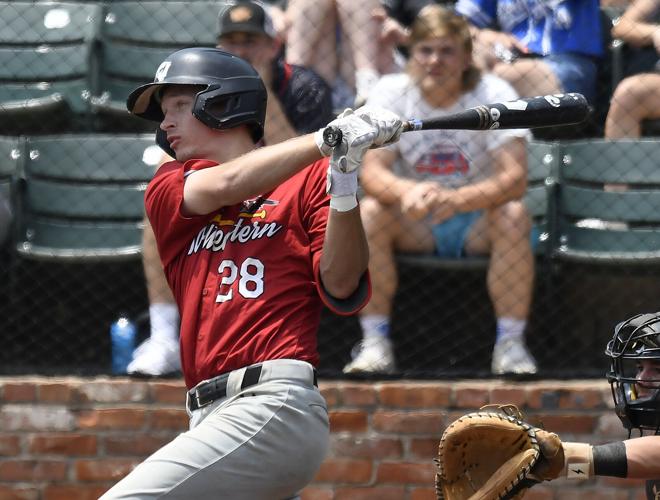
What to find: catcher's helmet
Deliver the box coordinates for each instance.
[606,312,660,433]
[126,47,267,156]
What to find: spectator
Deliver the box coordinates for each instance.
[217,0,335,143]
[605,0,660,138]
[455,0,604,104]
[128,0,334,377]
[344,5,537,376]
[284,0,402,109]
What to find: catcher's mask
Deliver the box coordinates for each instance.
[606,312,660,434]
[126,47,267,157]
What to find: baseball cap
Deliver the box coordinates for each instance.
[217,1,277,39]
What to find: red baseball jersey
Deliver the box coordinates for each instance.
[145,157,370,388]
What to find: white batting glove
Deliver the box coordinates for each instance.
[313,109,378,211]
[353,105,403,146]
[325,165,359,211]
[313,108,378,172]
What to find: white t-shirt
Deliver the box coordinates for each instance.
[366,73,531,189]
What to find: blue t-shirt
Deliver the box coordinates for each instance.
[455,0,603,58]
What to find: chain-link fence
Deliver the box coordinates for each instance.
[1,0,659,379]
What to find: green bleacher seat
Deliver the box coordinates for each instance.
[555,139,660,264]
[0,2,100,134]
[524,140,557,256]
[92,1,226,132]
[15,134,161,260]
[0,136,20,191]
[0,136,21,247]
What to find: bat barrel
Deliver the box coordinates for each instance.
[321,93,590,147]
[484,93,590,130]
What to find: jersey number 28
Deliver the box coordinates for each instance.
[216,258,264,303]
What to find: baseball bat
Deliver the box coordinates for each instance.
[322,93,589,148]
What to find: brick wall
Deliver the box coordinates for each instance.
[0,377,646,500]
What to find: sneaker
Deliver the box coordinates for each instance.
[343,337,395,374]
[127,337,181,377]
[491,338,538,375]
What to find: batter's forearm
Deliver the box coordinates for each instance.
[183,134,321,215]
[319,208,369,299]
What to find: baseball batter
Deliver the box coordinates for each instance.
[99,47,402,499]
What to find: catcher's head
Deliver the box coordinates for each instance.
[126,47,267,157]
[606,312,660,434]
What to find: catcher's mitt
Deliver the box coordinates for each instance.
[434,404,563,500]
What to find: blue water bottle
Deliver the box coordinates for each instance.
[110,314,137,374]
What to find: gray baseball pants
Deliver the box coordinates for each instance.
[99,359,329,499]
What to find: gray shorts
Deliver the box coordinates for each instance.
[99,359,328,500]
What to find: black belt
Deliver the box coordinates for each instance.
[187,364,318,411]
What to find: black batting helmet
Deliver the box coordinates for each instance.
[606,312,660,434]
[126,47,267,156]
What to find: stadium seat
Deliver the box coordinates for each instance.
[0,136,20,198]
[14,134,161,260]
[523,140,557,256]
[554,139,660,264]
[92,1,226,132]
[0,137,21,247]
[0,2,100,134]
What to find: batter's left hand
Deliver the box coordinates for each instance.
[315,108,378,172]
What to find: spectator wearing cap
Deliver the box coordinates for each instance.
[126,0,336,378]
[217,0,335,145]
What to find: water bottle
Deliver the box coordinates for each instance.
[110,314,137,374]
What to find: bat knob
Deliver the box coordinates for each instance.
[323,126,343,148]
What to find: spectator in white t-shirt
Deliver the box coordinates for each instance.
[344,4,537,376]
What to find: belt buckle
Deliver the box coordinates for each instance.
[193,388,208,410]
[189,378,211,410]
[192,373,228,409]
